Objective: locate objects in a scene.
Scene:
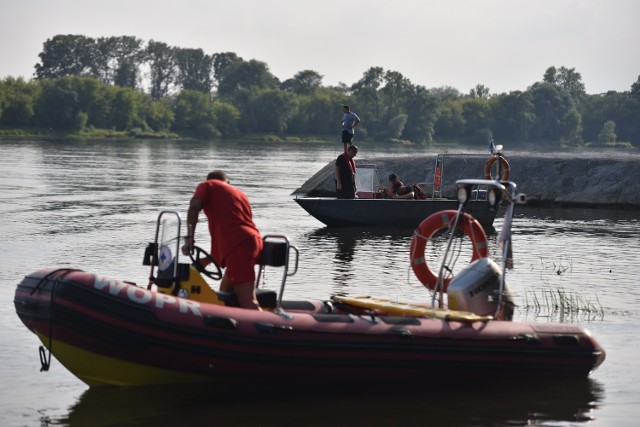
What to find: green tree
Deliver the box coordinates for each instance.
[248,89,298,134]
[597,120,617,143]
[460,97,492,138]
[147,40,177,100]
[0,77,38,127]
[212,101,240,137]
[35,35,96,80]
[469,84,490,98]
[403,86,439,143]
[387,114,408,139]
[631,75,640,100]
[287,89,343,135]
[434,99,466,139]
[34,77,84,130]
[175,48,214,93]
[528,82,581,144]
[74,76,113,129]
[430,86,462,102]
[212,52,242,88]
[380,71,413,121]
[96,36,145,89]
[580,91,639,145]
[557,66,586,103]
[543,66,558,85]
[543,65,585,104]
[350,67,385,136]
[490,91,535,143]
[172,89,215,131]
[110,87,144,131]
[281,70,323,96]
[350,68,422,140]
[217,59,279,99]
[140,98,174,132]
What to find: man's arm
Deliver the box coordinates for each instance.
[335,165,342,189]
[181,197,203,255]
[393,187,415,199]
[394,190,415,199]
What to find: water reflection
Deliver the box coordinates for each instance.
[307,227,415,295]
[58,377,604,427]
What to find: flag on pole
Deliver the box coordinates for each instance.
[488,139,496,154]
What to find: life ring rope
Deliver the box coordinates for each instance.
[410,210,488,292]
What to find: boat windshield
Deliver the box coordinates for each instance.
[355,164,379,199]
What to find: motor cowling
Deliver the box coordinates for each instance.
[447,258,514,320]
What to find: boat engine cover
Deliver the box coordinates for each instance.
[447,258,514,317]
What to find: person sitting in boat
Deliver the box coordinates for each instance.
[381,174,415,199]
[181,170,263,310]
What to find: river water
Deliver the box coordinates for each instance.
[1,139,639,426]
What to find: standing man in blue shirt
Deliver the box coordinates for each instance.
[340,105,361,152]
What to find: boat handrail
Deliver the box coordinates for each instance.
[145,210,183,290]
[255,234,299,310]
[454,179,527,317]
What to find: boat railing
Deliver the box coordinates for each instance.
[451,179,527,316]
[143,210,184,290]
[418,152,508,201]
[421,152,489,201]
[255,234,299,310]
[418,150,447,199]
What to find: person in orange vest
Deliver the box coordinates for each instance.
[335,145,358,199]
[382,173,415,199]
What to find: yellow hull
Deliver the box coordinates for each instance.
[36,332,217,387]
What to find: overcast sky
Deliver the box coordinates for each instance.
[1,0,638,95]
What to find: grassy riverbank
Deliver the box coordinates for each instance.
[0,127,634,149]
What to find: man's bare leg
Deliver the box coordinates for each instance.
[233,281,261,310]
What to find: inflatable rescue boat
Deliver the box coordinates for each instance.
[14,180,605,387]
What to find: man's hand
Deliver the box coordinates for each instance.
[181,236,195,256]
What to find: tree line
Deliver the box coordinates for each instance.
[0,34,639,146]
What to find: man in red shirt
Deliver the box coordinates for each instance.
[181,170,263,310]
[335,144,358,199]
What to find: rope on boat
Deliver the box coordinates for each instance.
[30,268,81,372]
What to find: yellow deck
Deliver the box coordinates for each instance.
[331,295,493,322]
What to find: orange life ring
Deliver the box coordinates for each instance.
[483,155,510,181]
[410,210,488,292]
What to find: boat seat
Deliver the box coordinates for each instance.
[216,288,277,309]
[255,234,299,309]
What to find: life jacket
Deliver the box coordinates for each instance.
[410,184,427,200]
[341,152,356,174]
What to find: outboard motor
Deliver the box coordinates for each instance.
[447,258,514,320]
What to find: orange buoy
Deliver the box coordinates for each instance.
[410,210,488,292]
[483,155,510,181]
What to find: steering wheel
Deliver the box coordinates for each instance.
[189,245,222,280]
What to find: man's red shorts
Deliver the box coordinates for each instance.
[223,235,263,285]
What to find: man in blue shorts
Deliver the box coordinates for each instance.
[340,105,360,152]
